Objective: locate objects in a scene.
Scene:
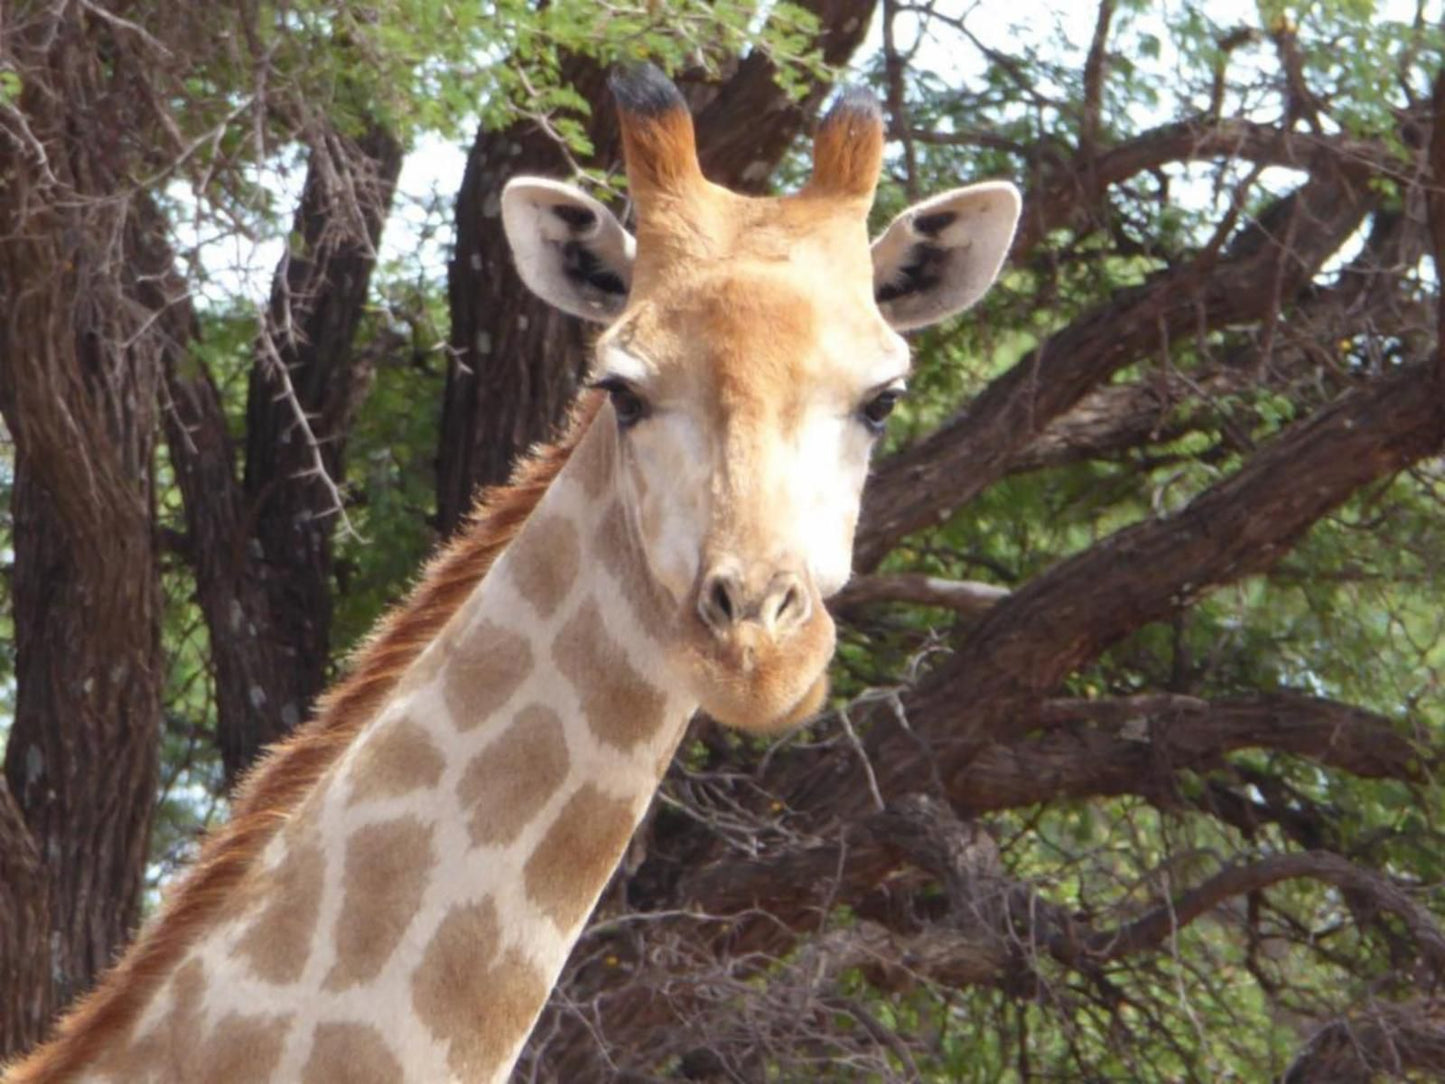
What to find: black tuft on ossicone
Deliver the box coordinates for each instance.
[823,85,883,124]
[609,63,687,117]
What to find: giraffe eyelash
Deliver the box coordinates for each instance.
[591,376,651,429]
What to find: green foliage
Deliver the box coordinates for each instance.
[0,68,20,106]
[802,2,1445,1077]
[5,0,1440,1075]
[331,279,450,654]
[148,445,228,899]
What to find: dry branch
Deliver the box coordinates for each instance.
[1285,999,1445,1083]
[831,572,1009,617]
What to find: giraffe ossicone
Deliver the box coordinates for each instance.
[3,64,1018,1084]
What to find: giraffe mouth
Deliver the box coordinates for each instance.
[679,593,837,732]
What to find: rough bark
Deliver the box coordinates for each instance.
[163,124,402,787]
[438,57,612,535]
[0,13,168,1049]
[0,788,46,1059]
[437,0,879,534]
[233,122,403,777]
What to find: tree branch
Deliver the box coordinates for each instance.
[1014,117,1399,257]
[831,572,1009,618]
[163,119,402,787]
[1102,850,1445,969]
[1429,68,1445,384]
[1077,0,1115,167]
[857,161,1377,571]
[892,362,1445,772]
[1285,1000,1445,1083]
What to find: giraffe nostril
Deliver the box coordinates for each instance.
[698,569,742,634]
[768,574,810,633]
[773,585,799,625]
[697,567,811,638]
[711,579,735,623]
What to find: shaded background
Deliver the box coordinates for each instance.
[2,1,1444,1078]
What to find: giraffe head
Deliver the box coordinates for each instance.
[502,66,1019,732]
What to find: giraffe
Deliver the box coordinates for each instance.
[3,65,1019,1083]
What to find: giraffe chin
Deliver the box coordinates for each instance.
[682,607,837,734]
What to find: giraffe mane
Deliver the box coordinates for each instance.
[3,393,602,1084]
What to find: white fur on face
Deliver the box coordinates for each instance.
[776,317,909,597]
[600,331,907,609]
[620,405,712,606]
[776,403,872,598]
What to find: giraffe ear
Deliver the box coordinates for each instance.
[871,181,1021,331]
[502,178,636,323]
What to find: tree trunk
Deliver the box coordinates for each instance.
[2,464,160,1037]
[0,786,47,1058]
[163,123,402,788]
[0,25,168,1042]
[233,123,404,777]
[437,58,612,534]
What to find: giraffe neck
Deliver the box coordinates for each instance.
[85,415,697,1084]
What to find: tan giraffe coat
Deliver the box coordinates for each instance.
[0,398,601,1084]
[113,412,689,1082]
[4,63,1020,1084]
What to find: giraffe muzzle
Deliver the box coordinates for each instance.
[695,564,813,642]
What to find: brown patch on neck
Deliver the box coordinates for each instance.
[200,1011,291,1083]
[553,596,667,752]
[523,783,638,932]
[346,713,446,806]
[507,512,581,619]
[302,1022,403,1084]
[324,816,437,991]
[411,897,547,1080]
[96,959,291,1083]
[456,704,570,848]
[96,958,208,1079]
[440,620,535,729]
[4,394,601,1084]
[231,830,325,985]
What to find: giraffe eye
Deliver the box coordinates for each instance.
[593,377,649,429]
[859,387,904,435]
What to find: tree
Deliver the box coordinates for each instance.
[3,0,1444,1079]
[514,5,1445,1079]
